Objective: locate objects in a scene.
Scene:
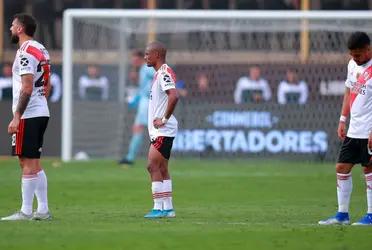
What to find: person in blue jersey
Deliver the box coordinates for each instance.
[119,50,155,165]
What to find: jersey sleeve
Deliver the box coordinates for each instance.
[345,60,353,88]
[18,53,38,76]
[159,71,176,92]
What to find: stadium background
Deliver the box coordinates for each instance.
[1,0,371,161]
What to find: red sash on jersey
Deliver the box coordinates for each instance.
[350,65,372,108]
[26,45,51,90]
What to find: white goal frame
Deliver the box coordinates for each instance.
[62,9,372,162]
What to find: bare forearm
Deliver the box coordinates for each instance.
[340,88,350,117]
[16,90,31,116]
[164,94,179,119]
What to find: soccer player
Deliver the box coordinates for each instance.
[1,13,51,221]
[118,50,155,165]
[319,31,372,225]
[143,41,179,218]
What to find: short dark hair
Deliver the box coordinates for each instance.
[14,13,37,37]
[347,31,370,50]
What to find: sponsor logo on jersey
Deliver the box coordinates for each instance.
[20,57,29,66]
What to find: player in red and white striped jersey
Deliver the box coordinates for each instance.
[319,32,372,226]
[143,41,179,218]
[1,13,51,221]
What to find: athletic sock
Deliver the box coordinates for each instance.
[21,174,38,215]
[151,181,163,210]
[163,179,173,210]
[35,170,49,214]
[337,173,352,213]
[126,133,144,162]
[365,173,372,214]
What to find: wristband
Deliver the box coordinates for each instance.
[161,117,168,124]
[339,115,347,123]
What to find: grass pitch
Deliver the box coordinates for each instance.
[0,157,371,250]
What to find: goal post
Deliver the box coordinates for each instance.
[62,9,372,162]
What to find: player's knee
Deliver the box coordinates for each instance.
[19,158,25,169]
[147,163,159,174]
[336,163,352,174]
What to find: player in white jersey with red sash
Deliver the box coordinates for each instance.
[143,41,179,218]
[1,14,51,221]
[319,32,372,226]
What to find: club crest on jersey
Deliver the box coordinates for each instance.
[20,57,29,66]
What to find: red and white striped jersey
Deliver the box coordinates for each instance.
[148,64,178,141]
[347,62,372,139]
[12,40,50,119]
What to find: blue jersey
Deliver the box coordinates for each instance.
[138,64,155,99]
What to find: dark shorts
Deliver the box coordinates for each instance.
[11,117,49,159]
[337,137,372,167]
[151,136,175,160]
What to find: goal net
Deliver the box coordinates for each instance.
[62,10,372,161]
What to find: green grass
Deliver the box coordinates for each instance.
[0,157,371,250]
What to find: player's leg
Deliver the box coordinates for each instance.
[1,117,50,221]
[157,137,175,218]
[119,124,145,165]
[33,159,51,220]
[21,158,42,216]
[319,137,355,225]
[352,141,372,226]
[119,99,148,165]
[33,117,51,220]
[144,144,164,218]
[160,161,176,218]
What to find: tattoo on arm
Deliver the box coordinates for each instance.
[16,90,31,115]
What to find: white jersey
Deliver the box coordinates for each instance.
[148,64,178,141]
[345,59,372,138]
[12,40,50,119]
[234,77,271,104]
[277,80,308,105]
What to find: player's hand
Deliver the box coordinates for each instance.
[8,117,20,134]
[368,131,372,153]
[153,118,165,129]
[337,121,346,141]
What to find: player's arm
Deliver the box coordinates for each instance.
[153,88,179,129]
[8,74,33,134]
[163,88,179,120]
[43,63,52,99]
[337,87,350,140]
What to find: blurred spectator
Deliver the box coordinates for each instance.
[187,72,211,101]
[277,68,308,105]
[0,63,13,100]
[234,65,271,104]
[49,72,62,102]
[78,65,109,101]
[196,72,210,95]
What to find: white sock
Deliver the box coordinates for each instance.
[151,181,163,210]
[163,179,173,210]
[337,173,352,213]
[21,174,38,215]
[365,173,372,214]
[35,170,49,214]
